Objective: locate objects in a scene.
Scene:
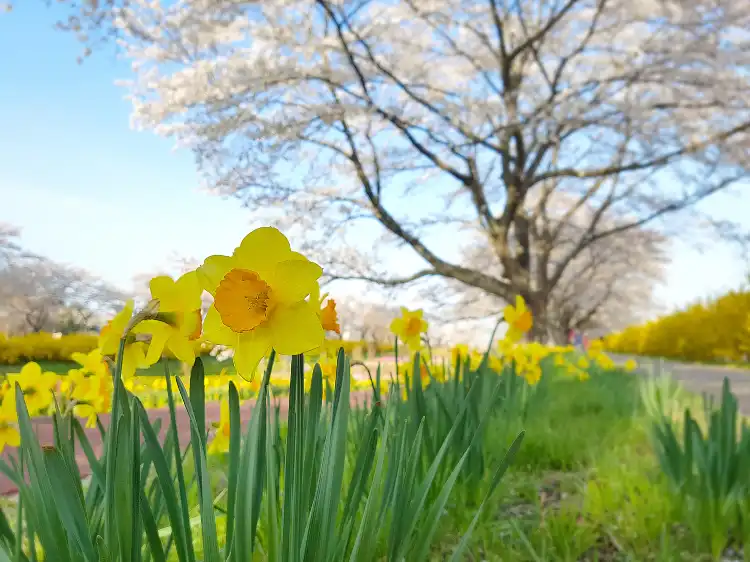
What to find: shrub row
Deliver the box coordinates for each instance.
[604,290,750,363]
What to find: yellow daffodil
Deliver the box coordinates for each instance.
[308,283,341,338]
[504,295,533,342]
[71,348,110,379]
[70,370,112,428]
[320,300,340,334]
[317,354,338,386]
[624,359,637,372]
[133,271,204,366]
[99,300,152,379]
[523,366,542,386]
[390,308,427,351]
[0,392,20,454]
[197,227,325,379]
[5,362,57,416]
[208,400,231,455]
[451,344,469,366]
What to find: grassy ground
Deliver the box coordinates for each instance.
[424,371,696,561]
[180,369,711,560]
[1,355,720,559]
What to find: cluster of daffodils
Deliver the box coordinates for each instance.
[0,350,114,451]
[0,227,341,452]
[0,226,638,456]
[389,296,635,389]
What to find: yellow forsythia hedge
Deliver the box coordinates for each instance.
[0,332,100,364]
[0,332,216,365]
[604,290,750,363]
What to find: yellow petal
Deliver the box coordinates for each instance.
[515,295,526,313]
[20,362,42,378]
[203,306,237,345]
[269,259,323,304]
[197,255,234,296]
[267,301,324,355]
[168,335,196,365]
[134,320,172,365]
[390,318,405,334]
[503,304,516,324]
[121,348,138,379]
[150,276,180,310]
[233,325,272,378]
[175,270,203,310]
[233,227,293,278]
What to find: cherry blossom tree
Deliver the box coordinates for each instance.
[49,0,750,338]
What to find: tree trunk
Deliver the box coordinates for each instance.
[524,293,550,343]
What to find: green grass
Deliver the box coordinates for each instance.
[2,354,730,560]
[177,367,716,560]
[425,370,717,560]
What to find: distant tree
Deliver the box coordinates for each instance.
[433,215,667,343]
[0,234,128,334]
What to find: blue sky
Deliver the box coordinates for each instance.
[1,2,748,315]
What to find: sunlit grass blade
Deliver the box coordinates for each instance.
[449,431,525,561]
[136,399,190,562]
[43,445,98,561]
[233,351,275,562]
[175,376,221,562]
[14,384,72,562]
[164,366,196,562]
[302,349,351,560]
[139,489,166,562]
[224,381,241,561]
[189,358,207,448]
[348,401,392,562]
[281,353,307,562]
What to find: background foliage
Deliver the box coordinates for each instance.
[604,289,750,363]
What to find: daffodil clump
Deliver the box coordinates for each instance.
[0,227,336,451]
[0,228,630,457]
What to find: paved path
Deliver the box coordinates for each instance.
[611,354,750,413]
[0,390,373,496]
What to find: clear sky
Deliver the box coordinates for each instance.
[1,3,748,315]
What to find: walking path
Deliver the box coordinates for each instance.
[611,354,750,413]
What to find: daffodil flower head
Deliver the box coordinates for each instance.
[208,400,231,455]
[71,349,109,379]
[503,295,533,343]
[0,392,19,454]
[308,284,341,336]
[5,362,57,416]
[320,300,341,334]
[451,344,469,366]
[99,300,153,379]
[132,271,204,366]
[197,227,325,379]
[390,307,428,351]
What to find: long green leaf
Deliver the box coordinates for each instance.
[224,381,241,561]
[136,399,190,562]
[175,377,221,562]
